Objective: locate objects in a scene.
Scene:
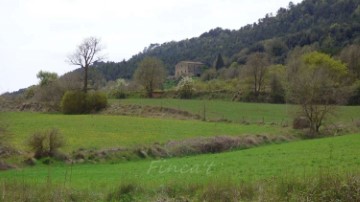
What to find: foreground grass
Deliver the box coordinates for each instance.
[1,134,359,191]
[2,171,359,201]
[114,98,360,123]
[1,112,285,151]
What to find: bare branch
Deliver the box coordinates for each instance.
[66,37,104,92]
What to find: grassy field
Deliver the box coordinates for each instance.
[1,134,359,191]
[114,98,360,123]
[1,100,360,201]
[1,112,286,151]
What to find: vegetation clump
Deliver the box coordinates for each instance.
[61,91,107,114]
[27,129,66,159]
[176,77,195,99]
[108,78,128,99]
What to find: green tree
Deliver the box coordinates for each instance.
[67,37,103,93]
[287,51,348,135]
[34,71,63,107]
[36,71,58,86]
[133,57,166,98]
[214,53,225,70]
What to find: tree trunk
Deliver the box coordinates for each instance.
[146,85,153,98]
[315,124,321,134]
[83,66,88,93]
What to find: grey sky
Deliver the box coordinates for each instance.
[0,0,302,94]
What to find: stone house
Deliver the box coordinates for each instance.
[175,61,204,78]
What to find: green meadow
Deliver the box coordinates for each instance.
[114,98,360,123]
[1,99,360,200]
[1,111,285,151]
[1,134,359,190]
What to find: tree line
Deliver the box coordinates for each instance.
[93,0,360,81]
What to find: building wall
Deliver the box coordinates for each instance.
[175,61,203,78]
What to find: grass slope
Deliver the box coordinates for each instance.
[1,134,359,190]
[114,99,360,123]
[1,112,284,151]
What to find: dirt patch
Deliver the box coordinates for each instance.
[17,102,58,112]
[0,146,20,158]
[0,161,16,171]
[102,103,201,120]
[0,98,57,112]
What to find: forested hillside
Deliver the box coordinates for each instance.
[94,0,360,81]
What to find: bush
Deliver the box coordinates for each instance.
[61,91,107,114]
[106,183,142,202]
[86,91,108,112]
[61,91,87,114]
[201,68,217,81]
[27,129,65,159]
[109,90,127,99]
[108,78,129,99]
[293,116,310,129]
[176,77,195,99]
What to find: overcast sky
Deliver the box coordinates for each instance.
[0,0,303,94]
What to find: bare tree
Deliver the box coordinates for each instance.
[339,44,360,80]
[67,37,103,93]
[133,57,166,98]
[245,52,270,97]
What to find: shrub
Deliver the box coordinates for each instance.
[176,77,195,99]
[27,132,46,159]
[61,91,107,114]
[293,116,310,129]
[201,68,217,81]
[86,91,108,112]
[109,90,127,99]
[61,91,87,114]
[108,78,128,99]
[106,183,142,202]
[24,86,36,99]
[32,81,65,108]
[27,129,65,159]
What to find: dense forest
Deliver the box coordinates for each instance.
[93,0,360,80]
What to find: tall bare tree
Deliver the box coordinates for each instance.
[67,37,103,93]
[245,52,270,97]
